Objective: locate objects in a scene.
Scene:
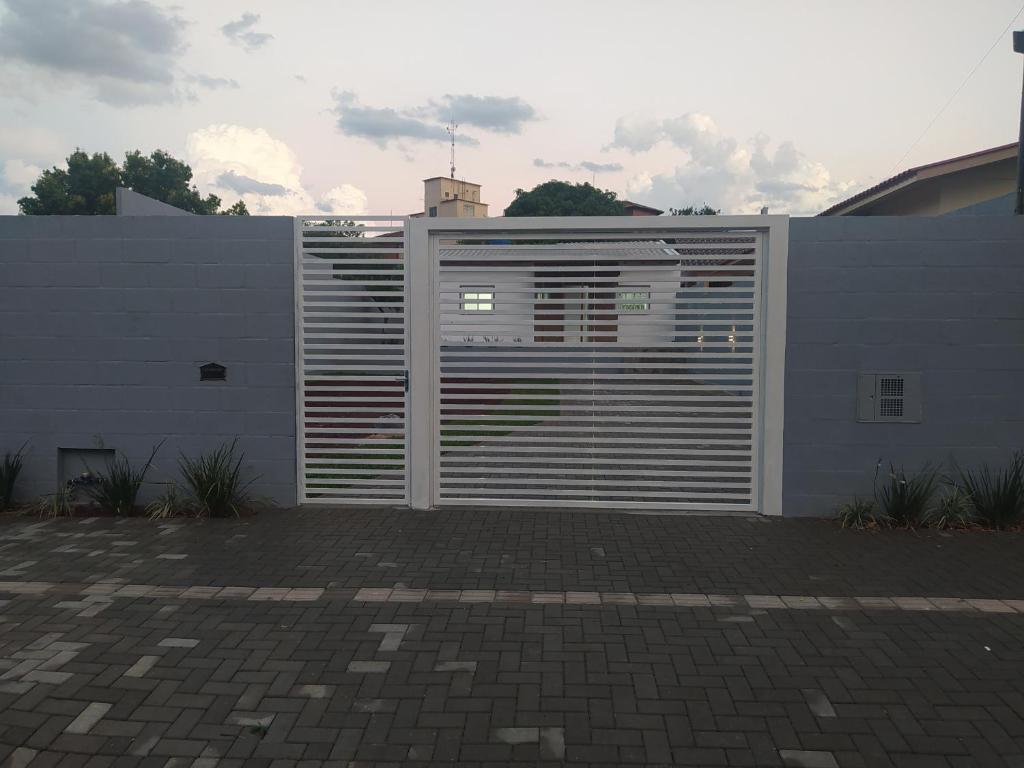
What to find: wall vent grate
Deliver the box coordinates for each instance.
[857,372,920,423]
[878,376,905,417]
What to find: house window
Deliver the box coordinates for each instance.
[428,206,437,217]
[617,288,650,313]
[461,287,494,312]
[463,203,474,216]
[444,192,450,198]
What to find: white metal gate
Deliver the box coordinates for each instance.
[407,216,788,514]
[297,215,787,514]
[295,216,408,504]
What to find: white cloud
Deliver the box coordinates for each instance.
[434,94,538,134]
[221,12,273,52]
[185,124,367,216]
[0,125,69,163]
[186,74,240,91]
[0,158,42,212]
[608,116,663,153]
[625,172,652,197]
[316,185,368,216]
[3,159,41,188]
[0,0,187,106]
[216,170,287,197]
[610,112,853,214]
[534,158,623,173]
[333,91,476,148]
[332,91,538,148]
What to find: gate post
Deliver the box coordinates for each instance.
[760,216,789,517]
[293,216,307,505]
[407,218,434,510]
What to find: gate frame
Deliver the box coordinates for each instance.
[407,215,789,516]
[294,214,413,506]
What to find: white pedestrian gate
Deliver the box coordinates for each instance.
[297,215,788,514]
[295,216,408,504]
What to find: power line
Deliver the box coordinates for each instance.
[885,1,1024,177]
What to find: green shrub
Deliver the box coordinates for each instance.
[835,497,884,529]
[876,463,939,527]
[1,442,28,511]
[957,452,1024,530]
[179,440,257,518]
[86,443,162,516]
[922,485,975,529]
[37,485,74,518]
[146,485,190,519]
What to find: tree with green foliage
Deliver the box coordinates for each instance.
[18,149,248,215]
[121,149,224,214]
[220,200,250,216]
[669,204,719,215]
[504,180,626,216]
[18,151,122,215]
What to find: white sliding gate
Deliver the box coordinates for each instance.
[297,215,787,514]
[408,216,788,514]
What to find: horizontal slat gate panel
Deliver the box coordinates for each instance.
[435,232,762,508]
[297,216,408,504]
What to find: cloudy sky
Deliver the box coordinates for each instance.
[0,0,1022,217]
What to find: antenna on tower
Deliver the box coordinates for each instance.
[446,118,458,179]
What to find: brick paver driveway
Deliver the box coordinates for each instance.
[1,508,1023,767]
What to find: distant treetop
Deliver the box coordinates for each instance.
[17,149,248,216]
[669,204,719,216]
[504,180,626,217]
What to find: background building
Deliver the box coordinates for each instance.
[620,200,664,216]
[820,143,1018,216]
[423,177,489,218]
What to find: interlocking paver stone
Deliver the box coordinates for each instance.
[967,598,1015,613]
[803,689,837,718]
[0,507,1022,766]
[779,748,840,767]
[295,684,331,698]
[65,702,111,735]
[123,655,159,678]
[23,670,72,684]
[6,748,37,768]
[158,638,199,648]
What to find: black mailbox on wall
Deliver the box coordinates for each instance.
[199,362,227,382]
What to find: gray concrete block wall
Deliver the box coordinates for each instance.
[4,213,1022,517]
[783,216,1024,517]
[0,215,297,506]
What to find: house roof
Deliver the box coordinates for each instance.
[437,197,487,207]
[818,142,1018,216]
[423,176,482,186]
[620,200,665,215]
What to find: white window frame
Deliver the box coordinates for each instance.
[460,286,494,313]
[617,286,651,314]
